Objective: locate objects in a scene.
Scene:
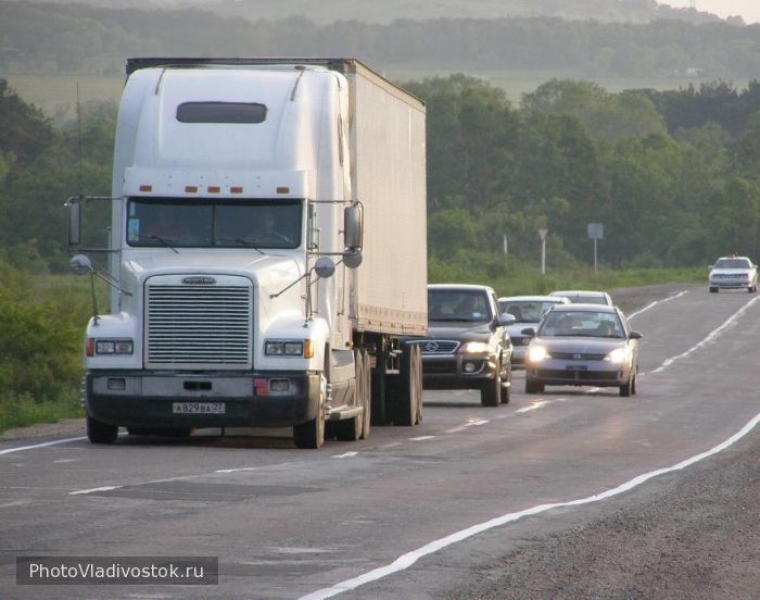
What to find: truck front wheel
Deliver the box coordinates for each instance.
[335,349,371,441]
[87,416,118,444]
[294,364,328,449]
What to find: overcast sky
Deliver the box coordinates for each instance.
[660,1,760,24]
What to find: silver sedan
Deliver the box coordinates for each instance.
[523,304,642,397]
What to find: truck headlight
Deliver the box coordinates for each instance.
[265,339,315,358]
[89,339,134,356]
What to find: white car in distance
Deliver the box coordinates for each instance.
[708,256,758,293]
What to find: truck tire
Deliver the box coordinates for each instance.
[294,361,327,449]
[371,348,390,426]
[391,343,423,426]
[359,348,372,438]
[87,416,118,445]
[335,349,370,441]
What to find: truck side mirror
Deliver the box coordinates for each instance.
[64,197,82,246]
[344,203,363,251]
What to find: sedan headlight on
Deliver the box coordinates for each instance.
[527,345,550,363]
[605,346,631,364]
[458,341,491,354]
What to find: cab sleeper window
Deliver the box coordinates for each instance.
[176,102,267,124]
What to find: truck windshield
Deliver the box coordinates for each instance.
[126,199,302,249]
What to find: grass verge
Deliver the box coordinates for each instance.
[0,390,83,436]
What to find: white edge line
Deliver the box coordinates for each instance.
[0,436,87,456]
[299,410,760,600]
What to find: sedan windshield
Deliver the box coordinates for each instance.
[499,301,559,323]
[538,311,624,338]
[714,258,751,269]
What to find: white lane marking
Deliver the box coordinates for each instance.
[70,486,122,496]
[410,436,436,442]
[0,437,87,456]
[0,500,33,509]
[444,418,489,434]
[300,410,760,600]
[649,294,760,374]
[332,452,359,459]
[627,290,688,319]
[516,401,550,413]
[444,426,468,433]
[216,467,259,473]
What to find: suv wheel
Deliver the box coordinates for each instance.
[481,369,501,407]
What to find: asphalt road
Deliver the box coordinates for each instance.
[1,283,758,600]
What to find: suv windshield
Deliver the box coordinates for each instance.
[429,289,492,323]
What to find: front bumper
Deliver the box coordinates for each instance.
[709,279,752,289]
[421,354,499,390]
[525,361,630,388]
[85,370,321,429]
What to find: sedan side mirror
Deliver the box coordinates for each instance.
[497,313,516,326]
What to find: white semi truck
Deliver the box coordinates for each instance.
[65,57,427,448]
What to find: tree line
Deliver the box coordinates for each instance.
[3,72,760,278]
[1,2,759,79]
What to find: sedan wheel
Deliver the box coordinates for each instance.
[619,372,635,397]
[525,379,544,394]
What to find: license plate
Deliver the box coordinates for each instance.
[172,402,226,414]
[565,365,587,371]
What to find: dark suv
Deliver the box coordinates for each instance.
[410,284,514,406]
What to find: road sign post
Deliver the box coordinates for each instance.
[587,223,604,273]
[538,228,548,275]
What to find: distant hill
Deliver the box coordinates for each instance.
[2,0,728,25]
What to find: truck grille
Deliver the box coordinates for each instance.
[146,283,252,368]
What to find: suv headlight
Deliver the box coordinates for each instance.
[458,341,490,354]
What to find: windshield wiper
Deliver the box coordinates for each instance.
[215,237,265,254]
[137,234,179,253]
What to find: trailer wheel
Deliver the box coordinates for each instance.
[87,416,118,445]
[371,348,390,426]
[392,343,423,426]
